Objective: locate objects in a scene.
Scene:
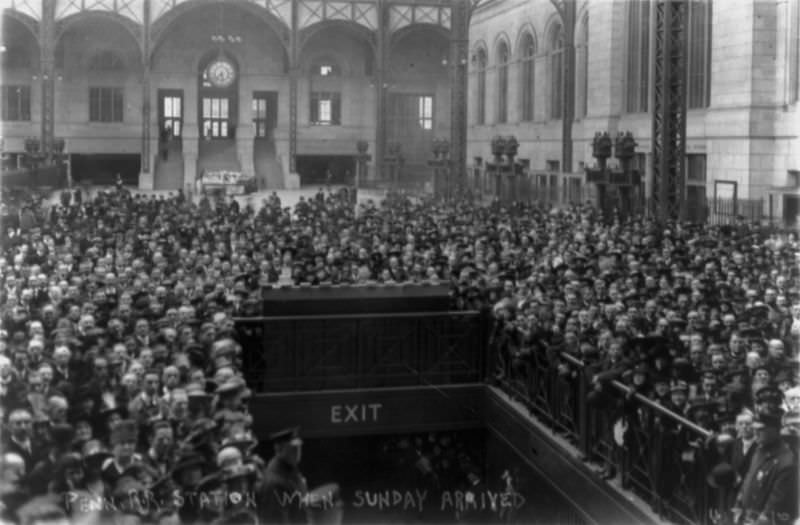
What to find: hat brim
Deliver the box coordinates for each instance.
[751,421,779,430]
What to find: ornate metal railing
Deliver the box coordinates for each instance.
[494,339,718,525]
[236,311,489,392]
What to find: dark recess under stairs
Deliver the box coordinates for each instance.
[254,138,283,190]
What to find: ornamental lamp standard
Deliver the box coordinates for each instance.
[52,138,70,188]
[23,137,45,185]
[384,142,404,190]
[614,131,638,173]
[586,131,641,220]
[354,140,371,192]
[485,135,520,203]
[428,138,451,200]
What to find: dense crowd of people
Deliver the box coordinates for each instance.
[0,183,798,524]
[486,205,800,523]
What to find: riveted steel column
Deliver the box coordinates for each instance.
[561,0,575,174]
[40,0,56,162]
[449,0,470,186]
[652,0,687,222]
[141,0,152,175]
[289,0,299,173]
[374,0,387,181]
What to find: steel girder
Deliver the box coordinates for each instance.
[652,0,688,223]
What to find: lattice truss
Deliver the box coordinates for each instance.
[651,0,687,222]
[149,0,291,27]
[54,0,146,23]
[297,0,377,30]
[1,0,41,19]
[389,3,450,32]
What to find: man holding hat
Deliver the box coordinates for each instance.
[734,409,798,525]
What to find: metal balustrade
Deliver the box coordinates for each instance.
[236,307,724,525]
[493,337,719,525]
[236,311,489,392]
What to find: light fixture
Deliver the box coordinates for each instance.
[210,6,242,45]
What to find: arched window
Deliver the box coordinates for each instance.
[575,16,589,119]
[549,23,564,120]
[625,1,650,113]
[496,41,509,123]
[475,48,487,125]
[520,33,535,121]
[687,0,712,109]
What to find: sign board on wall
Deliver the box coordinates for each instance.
[249,385,485,439]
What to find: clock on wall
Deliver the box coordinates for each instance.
[207,59,236,88]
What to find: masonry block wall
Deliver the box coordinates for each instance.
[1,1,451,189]
[468,0,800,206]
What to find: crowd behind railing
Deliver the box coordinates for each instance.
[488,217,799,524]
[0,182,797,524]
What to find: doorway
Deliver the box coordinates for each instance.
[71,154,141,185]
[296,155,356,186]
[386,93,435,178]
[158,89,183,160]
[784,195,799,227]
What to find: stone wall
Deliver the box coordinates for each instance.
[467,0,800,205]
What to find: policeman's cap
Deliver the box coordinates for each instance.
[269,427,302,446]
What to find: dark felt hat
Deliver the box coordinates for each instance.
[269,426,302,445]
[706,463,737,489]
[752,410,784,429]
[754,385,784,406]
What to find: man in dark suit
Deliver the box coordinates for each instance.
[731,411,757,485]
[734,410,798,525]
[3,408,38,473]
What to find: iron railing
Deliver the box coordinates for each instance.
[236,311,489,392]
[494,338,720,525]
[464,169,592,208]
[235,304,728,525]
